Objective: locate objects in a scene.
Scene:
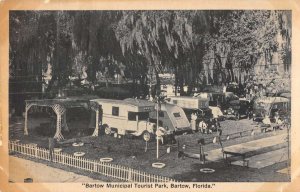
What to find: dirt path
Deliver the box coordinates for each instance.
[9,156,102,183]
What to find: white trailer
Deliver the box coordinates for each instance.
[167,96,210,110]
[166,96,212,121]
[149,103,191,133]
[90,99,156,141]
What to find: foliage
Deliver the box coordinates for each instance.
[9,10,291,101]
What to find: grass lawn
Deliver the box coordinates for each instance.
[9,114,290,182]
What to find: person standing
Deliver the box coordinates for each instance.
[170,130,177,144]
[48,137,56,162]
[262,114,272,132]
[156,126,166,145]
[274,112,283,129]
[199,119,207,134]
[262,115,271,126]
[274,112,281,123]
[207,119,213,134]
[191,112,197,132]
[223,83,227,94]
[212,107,221,128]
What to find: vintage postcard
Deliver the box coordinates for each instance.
[0,0,300,192]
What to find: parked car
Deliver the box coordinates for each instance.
[223,98,253,120]
[226,82,246,97]
[205,91,242,116]
[209,106,225,121]
[252,96,290,122]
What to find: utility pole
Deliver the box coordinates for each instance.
[287,120,290,179]
[56,11,60,89]
[156,102,159,159]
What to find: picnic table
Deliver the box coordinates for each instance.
[219,139,252,167]
[206,133,286,167]
[222,147,250,167]
[260,123,283,133]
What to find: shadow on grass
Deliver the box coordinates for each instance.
[172,160,290,182]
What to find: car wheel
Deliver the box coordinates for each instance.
[143,131,151,142]
[245,109,249,119]
[235,113,240,120]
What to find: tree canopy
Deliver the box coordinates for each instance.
[9,10,291,99]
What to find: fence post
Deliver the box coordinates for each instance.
[8,141,175,182]
[35,146,38,158]
[93,161,97,172]
[11,142,14,152]
[62,153,65,165]
[128,168,132,182]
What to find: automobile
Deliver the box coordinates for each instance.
[272,91,291,111]
[226,82,246,97]
[279,92,291,98]
[209,106,225,121]
[226,82,239,95]
[196,91,249,121]
[223,98,253,120]
[252,96,290,122]
[273,91,291,100]
[206,91,240,112]
[207,92,226,108]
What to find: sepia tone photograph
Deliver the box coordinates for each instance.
[6,9,292,184]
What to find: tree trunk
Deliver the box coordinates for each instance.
[175,65,178,96]
[179,67,184,96]
[154,68,161,97]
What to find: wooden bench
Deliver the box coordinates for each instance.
[260,124,282,133]
[178,150,208,164]
[178,150,208,159]
[223,150,249,167]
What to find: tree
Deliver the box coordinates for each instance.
[9,10,291,104]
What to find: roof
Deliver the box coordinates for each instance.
[169,96,209,101]
[26,95,99,108]
[91,98,155,107]
[256,97,289,104]
[160,103,181,111]
[280,92,291,98]
[239,98,251,101]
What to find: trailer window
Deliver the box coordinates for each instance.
[112,107,119,116]
[158,120,163,127]
[128,112,149,121]
[138,112,149,120]
[159,111,164,117]
[128,112,136,121]
[173,112,181,118]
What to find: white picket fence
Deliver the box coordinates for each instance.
[9,141,176,182]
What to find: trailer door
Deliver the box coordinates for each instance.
[127,112,138,131]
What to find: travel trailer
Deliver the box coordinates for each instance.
[124,99,191,134]
[90,98,156,141]
[167,96,212,122]
[149,102,191,134]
